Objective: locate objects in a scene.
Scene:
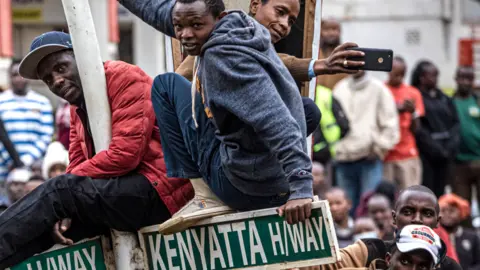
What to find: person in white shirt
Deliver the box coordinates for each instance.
[333,71,399,211]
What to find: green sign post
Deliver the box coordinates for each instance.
[139,200,339,270]
[10,238,107,270]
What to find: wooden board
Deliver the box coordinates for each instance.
[138,201,340,270]
[302,0,322,99]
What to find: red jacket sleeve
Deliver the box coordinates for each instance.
[66,107,86,173]
[70,62,154,178]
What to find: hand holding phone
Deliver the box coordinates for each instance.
[346,47,394,72]
[316,42,366,75]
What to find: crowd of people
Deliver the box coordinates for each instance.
[312,19,478,208]
[0,59,69,212]
[0,0,478,269]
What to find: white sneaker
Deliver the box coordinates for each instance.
[172,178,232,217]
[159,178,234,234]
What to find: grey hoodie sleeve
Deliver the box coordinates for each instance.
[203,47,313,201]
[118,0,175,37]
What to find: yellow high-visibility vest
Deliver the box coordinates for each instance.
[314,85,342,157]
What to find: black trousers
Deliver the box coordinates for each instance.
[421,157,452,198]
[0,173,170,268]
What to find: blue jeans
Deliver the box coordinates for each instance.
[335,158,383,211]
[151,73,293,211]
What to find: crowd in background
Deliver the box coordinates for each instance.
[309,19,480,270]
[0,59,69,212]
[0,17,479,269]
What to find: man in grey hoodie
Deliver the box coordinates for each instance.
[120,0,332,229]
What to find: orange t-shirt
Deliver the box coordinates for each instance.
[384,83,425,162]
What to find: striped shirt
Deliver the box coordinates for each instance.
[0,90,54,180]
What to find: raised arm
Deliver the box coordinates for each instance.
[118,0,176,37]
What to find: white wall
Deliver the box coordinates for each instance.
[322,0,474,89]
[224,0,249,11]
[338,20,459,87]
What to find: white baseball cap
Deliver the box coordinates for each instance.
[7,168,32,183]
[396,225,445,265]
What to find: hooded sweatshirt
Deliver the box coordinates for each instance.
[333,74,399,161]
[119,0,313,200]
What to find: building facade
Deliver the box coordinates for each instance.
[323,0,480,90]
[0,0,478,100]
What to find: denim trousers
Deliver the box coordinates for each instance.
[335,158,383,211]
[150,73,320,211]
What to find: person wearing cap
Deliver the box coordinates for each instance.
[41,141,69,180]
[292,225,446,270]
[0,31,193,268]
[5,167,32,205]
[383,225,445,270]
[297,185,461,270]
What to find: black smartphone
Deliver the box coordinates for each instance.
[346,47,394,72]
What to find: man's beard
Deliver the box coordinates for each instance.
[322,39,340,48]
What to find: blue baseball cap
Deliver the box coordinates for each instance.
[19,31,73,80]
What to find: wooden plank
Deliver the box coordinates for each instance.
[172,38,183,71]
[306,0,322,158]
[301,0,316,97]
[138,201,340,270]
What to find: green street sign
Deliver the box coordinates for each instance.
[10,238,107,270]
[139,200,339,270]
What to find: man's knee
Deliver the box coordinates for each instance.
[152,72,189,94]
[42,174,79,192]
[152,73,176,98]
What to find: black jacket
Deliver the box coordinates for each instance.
[415,89,460,163]
[453,227,480,270]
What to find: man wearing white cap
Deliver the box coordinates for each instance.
[385,225,446,270]
[297,185,459,270]
[5,168,32,205]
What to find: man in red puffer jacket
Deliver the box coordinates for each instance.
[0,31,193,269]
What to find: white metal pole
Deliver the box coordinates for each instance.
[307,0,323,158]
[165,36,175,72]
[61,0,111,150]
[60,0,142,269]
[158,33,167,74]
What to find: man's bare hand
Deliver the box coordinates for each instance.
[52,218,73,245]
[277,198,312,225]
[314,42,365,75]
[403,99,415,114]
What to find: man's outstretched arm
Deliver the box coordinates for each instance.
[177,42,364,82]
[118,0,176,37]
